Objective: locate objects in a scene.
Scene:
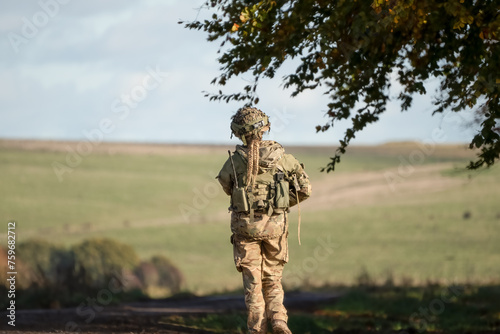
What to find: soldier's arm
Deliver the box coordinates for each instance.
[282,154,312,206]
[216,158,234,196]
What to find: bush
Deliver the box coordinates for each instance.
[151,255,184,293]
[135,261,159,288]
[8,238,183,308]
[71,238,140,291]
[135,255,185,297]
[17,239,73,289]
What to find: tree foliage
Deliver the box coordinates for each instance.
[183,0,500,170]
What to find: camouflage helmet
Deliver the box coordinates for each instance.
[230,107,270,145]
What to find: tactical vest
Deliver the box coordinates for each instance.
[230,151,290,216]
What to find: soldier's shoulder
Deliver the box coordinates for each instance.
[262,140,284,149]
[219,155,233,171]
[278,153,300,170]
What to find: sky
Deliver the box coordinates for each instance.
[0,0,479,146]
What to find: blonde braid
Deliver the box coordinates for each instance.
[246,137,255,187]
[231,107,269,188]
[245,133,263,188]
[252,137,261,178]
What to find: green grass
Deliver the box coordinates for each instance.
[159,285,500,333]
[1,141,499,295]
[1,148,229,230]
[286,190,500,287]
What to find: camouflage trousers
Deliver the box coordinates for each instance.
[232,230,289,334]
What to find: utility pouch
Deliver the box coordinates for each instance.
[274,172,289,209]
[231,187,249,213]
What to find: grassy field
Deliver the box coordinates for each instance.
[161,284,500,333]
[1,139,499,295]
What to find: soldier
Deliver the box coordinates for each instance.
[217,107,312,334]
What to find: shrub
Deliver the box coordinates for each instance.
[71,238,140,291]
[151,255,184,293]
[17,239,73,289]
[4,237,183,308]
[135,255,185,296]
[135,261,159,288]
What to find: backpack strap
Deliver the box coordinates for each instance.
[293,174,302,246]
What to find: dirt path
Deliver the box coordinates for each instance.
[2,292,341,333]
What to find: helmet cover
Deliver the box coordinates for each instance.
[230,107,270,145]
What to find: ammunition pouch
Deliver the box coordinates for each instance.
[231,170,290,214]
[274,171,290,209]
[231,187,249,213]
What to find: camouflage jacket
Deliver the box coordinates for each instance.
[217,140,311,240]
